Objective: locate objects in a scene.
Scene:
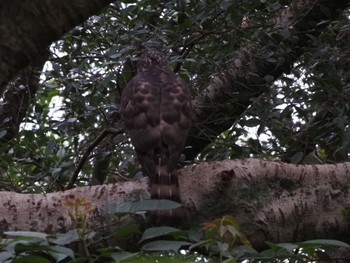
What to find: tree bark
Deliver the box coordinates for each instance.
[0,178,149,233]
[0,0,114,93]
[185,0,350,158]
[0,52,49,144]
[180,159,350,249]
[1,159,350,250]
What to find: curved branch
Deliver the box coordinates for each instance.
[0,51,49,143]
[0,0,114,93]
[66,127,123,190]
[186,0,349,159]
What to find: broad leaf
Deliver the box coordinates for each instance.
[142,240,191,252]
[299,239,350,248]
[141,226,183,242]
[5,231,47,240]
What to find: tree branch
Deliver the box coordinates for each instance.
[66,127,123,190]
[186,0,350,158]
[0,51,49,143]
[0,159,350,250]
[0,0,114,93]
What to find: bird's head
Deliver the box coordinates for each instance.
[137,50,167,72]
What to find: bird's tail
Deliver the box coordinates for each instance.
[149,156,183,226]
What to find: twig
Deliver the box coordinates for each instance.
[66,127,123,190]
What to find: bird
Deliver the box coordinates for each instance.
[120,50,191,225]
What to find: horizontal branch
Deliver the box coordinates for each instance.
[1,159,350,249]
[180,159,350,249]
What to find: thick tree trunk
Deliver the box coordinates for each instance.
[0,0,114,92]
[1,159,350,249]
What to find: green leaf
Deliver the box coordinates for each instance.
[103,202,135,213]
[0,130,7,139]
[45,139,57,155]
[43,82,58,89]
[319,5,331,18]
[0,251,12,262]
[14,242,50,255]
[49,245,75,261]
[64,258,88,263]
[57,147,66,159]
[5,231,48,240]
[231,245,258,258]
[142,240,191,252]
[110,251,140,262]
[220,0,232,11]
[119,252,207,263]
[259,248,275,257]
[52,229,79,245]
[265,241,297,254]
[263,75,274,82]
[66,117,77,123]
[299,239,350,248]
[290,152,304,164]
[104,200,182,214]
[280,28,291,39]
[141,227,183,242]
[114,224,140,240]
[245,118,261,127]
[133,200,182,211]
[275,243,298,253]
[217,241,230,256]
[189,239,215,251]
[12,255,51,263]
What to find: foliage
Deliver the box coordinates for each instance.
[0,231,75,262]
[0,221,349,262]
[191,215,250,260]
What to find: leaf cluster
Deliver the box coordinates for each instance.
[1,221,349,263]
